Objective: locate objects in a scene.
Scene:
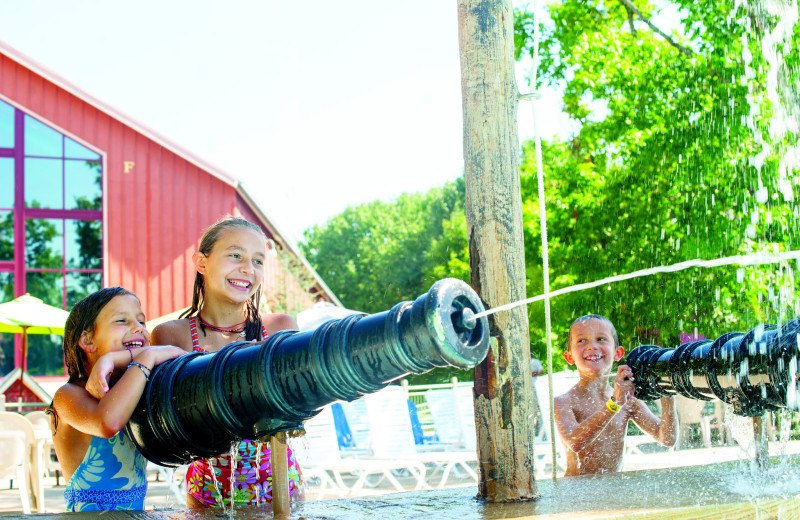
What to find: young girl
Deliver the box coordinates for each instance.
[49,287,186,511]
[151,216,304,508]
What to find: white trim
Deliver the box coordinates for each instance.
[0,367,53,402]
[0,92,105,159]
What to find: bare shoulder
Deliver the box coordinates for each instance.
[53,381,83,404]
[261,313,299,335]
[151,319,193,351]
[554,388,577,412]
[52,381,93,418]
[555,385,592,419]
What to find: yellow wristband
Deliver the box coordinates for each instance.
[606,399,620,413]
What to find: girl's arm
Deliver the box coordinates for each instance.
[59,346,186,437]
[85,346,148,399]
[631,396,678,447]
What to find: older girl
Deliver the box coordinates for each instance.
[151,216,303,508]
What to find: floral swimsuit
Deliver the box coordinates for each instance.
[184,317,303,506]
[64,431,147,511]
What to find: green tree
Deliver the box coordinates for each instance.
[301,178,466,314]
[515,0,799,360]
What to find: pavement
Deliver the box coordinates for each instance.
[0,462,479,514]
[3,441,800,515]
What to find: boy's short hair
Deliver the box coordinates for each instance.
[567,314,620,349]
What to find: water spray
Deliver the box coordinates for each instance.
[626,319,800,416]
[125,278,490,466]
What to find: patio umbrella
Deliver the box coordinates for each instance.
[0,294,70,377]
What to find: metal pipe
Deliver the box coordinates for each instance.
[125,278,490,465]
[626,319,800,416]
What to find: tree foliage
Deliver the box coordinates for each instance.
[516,0,799,361]
[301,178,467,314]
[302,0,799,379]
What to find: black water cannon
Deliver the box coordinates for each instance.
[125,278,489,466]
[626,319,800,416]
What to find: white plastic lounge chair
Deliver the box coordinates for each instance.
[24,411,61,485]
[363,386,478,489]
[532,380,568,478]
[424,386,477,450]
[0,412,38,513]
[293,405,428,497]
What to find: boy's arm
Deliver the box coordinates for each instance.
[58,346,185,437]
[555,366,636,453]
[555,393,619,453]
[630,396,678,447]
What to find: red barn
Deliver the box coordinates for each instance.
[0,40,339,385]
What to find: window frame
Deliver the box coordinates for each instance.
[0,96,106,310]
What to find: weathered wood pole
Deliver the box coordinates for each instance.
[270,432,290,515]
[457,0,539,501]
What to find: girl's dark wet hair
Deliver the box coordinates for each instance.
[567,314,620,349]
[64,287,135,382]
[180,216,267,340]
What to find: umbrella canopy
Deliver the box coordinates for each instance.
[0,294,70,335]
[0,294,70,377]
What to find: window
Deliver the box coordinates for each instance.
[0,98,104,376]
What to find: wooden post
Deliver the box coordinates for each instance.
[270,432,290,516]
[457,0,539,502]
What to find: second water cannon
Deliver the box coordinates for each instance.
[626,319,800,416]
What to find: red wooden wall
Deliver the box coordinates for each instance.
[0,50,319,320]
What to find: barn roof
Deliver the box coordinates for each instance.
[0,39,341,307]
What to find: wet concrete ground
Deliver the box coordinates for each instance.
[3,455,800,519]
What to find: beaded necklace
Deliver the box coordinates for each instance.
[197,314,247,338]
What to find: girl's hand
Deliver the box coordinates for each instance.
[86,346,185,400]
[133,345,186,370]
[86,354,117,400]
[612,364,635,407]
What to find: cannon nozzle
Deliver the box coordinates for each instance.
[627,319,800,416]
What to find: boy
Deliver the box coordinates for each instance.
[554,314,677,476]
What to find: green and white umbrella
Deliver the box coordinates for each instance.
[0,294,69,376]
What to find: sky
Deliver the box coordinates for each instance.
[0,1,570,244]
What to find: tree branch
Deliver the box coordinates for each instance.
[627,7,637,37]
[616,0,693,56]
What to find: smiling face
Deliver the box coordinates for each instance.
[80,293,150,359]
[194,226,267,305]
[564,317,625,376]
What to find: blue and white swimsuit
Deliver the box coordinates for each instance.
[64,431,148,511]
